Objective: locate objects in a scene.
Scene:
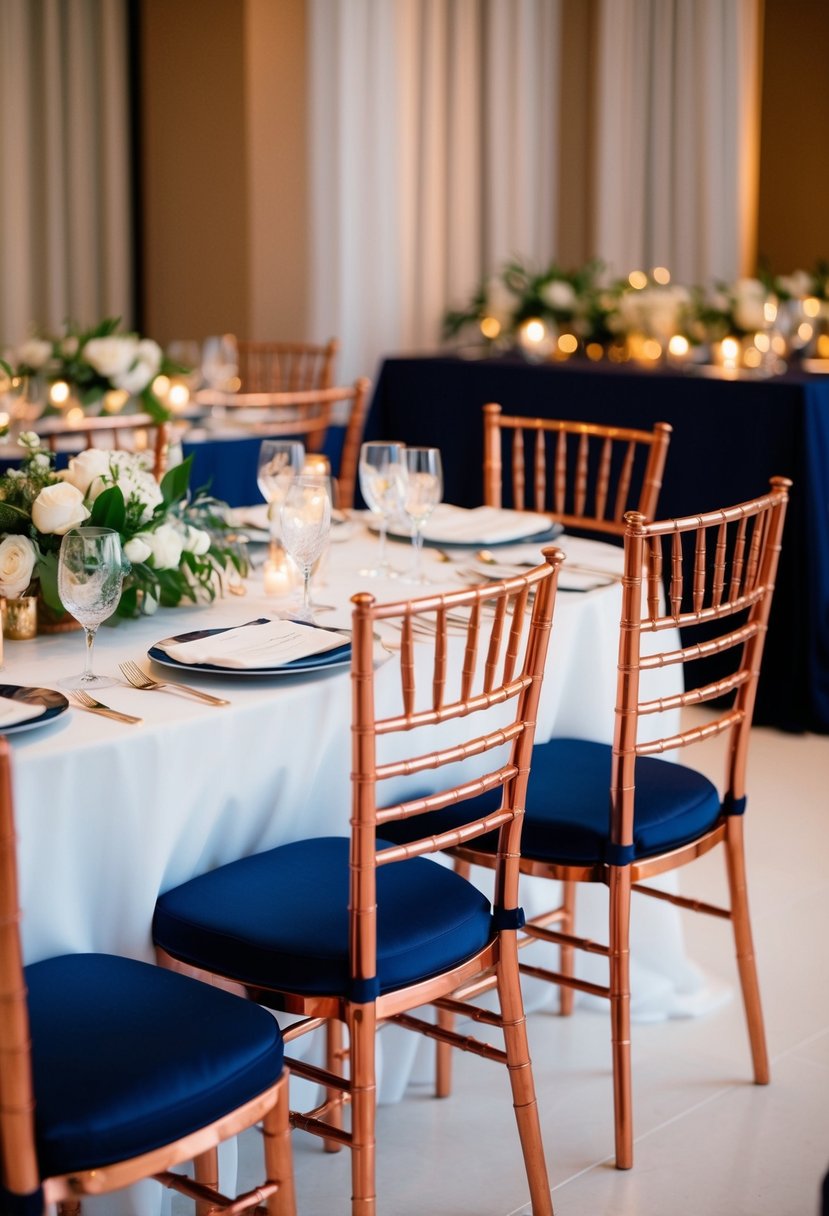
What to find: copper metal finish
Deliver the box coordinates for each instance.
[483,402,672,534]
[195,378,370,508]
[452,476,791,1171]
[237,338,339,393]
[0,739,296,1215]
[38,413,170,480]
[157,548,565,1216]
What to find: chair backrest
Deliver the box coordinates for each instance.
[483,402,672,535]
[237,338,339,393]
[348,548,563,995]
[38,413,170,481]
[612,477,791,851]
[0,738,41,1201]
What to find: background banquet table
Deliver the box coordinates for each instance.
[9,522,702,1214]
[365,353,829,734]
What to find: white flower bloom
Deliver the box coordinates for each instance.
[61,448,113,495]
[33,453,51,469]
[0,535,37,598]
[16,339,52,370]
[540,280,577,312]
[140,590,159,615]
[113,339,163,395]
[31,482,90,535]
[776,270,812,299]
[83,336,138,379]
[732,280,769,333]
[143,523,184,571]
[182,525,210,556]
[17,432,41,451]
[123,535,153,564]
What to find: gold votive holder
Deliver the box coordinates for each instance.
[1,596,38,640]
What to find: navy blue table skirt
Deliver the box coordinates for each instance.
[365,353,829,734]
[182,428,346,508]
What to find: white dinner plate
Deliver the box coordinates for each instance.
[0,684,70,734]
[148,618,352,677]
[378,504,562,549]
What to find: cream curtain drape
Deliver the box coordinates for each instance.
[0,0,133,350]
[309,0,762,382]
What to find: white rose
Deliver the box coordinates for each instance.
[16,338,52,370]
[31,483,90,535]
[106,452,164,521]
[61,448,113,495]
[0,535,37,598]
[143,523,184,570]
[113,339,163,395]
[82,336,138,379]
[182,525,210,556]
[540,280,576,312]
[123,535,153,564]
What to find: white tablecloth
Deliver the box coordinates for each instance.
[5,524,718,1214]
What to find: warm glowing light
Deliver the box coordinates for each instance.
[652,266,671,285]
[303,453,331,476]
[263,556,297,597]
[104,389,130,414]
[770,334,787,356]
[65,406,86,427]
[168,382,190,410]
[818,334,829,358]
[754,332,770,353]
[522,319,546,344]
[480,316,501,340]
[668,334,689,357]
[585,343,604,361]
[803,296,821,318]
[628,270,648,290]
[763,300,778,325]
[49,380,70,405]
[153,374,171,399]
[557,333,578,355]
[642,339,662,361]
[798,322,814,343]
[0,412,10,429]
[721,337,740,362]
[743,347,762,369]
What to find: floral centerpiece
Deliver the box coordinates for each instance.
[5,317,179,422]
[0,431,246,623]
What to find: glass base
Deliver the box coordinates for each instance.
[59,672,119,691]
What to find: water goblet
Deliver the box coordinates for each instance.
[358,441,406,577]
[401,447,443,583]
[256,439,305,565]
[280,475,332,623]
[57,527,126,691]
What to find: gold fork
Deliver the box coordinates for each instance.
[119,660,230,707]
[69,690,143,725]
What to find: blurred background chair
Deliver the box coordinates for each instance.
[440,477,790,1169]
[483,402,672,536]
[37,413,171,481]
[152,552,564,1216]
[237,338,339,392]
[0,736,295,1216]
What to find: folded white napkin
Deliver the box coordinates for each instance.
[161,620,349,670]
[420,504,553,545]
[0,695,45,728]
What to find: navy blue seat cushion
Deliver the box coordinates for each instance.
[153,836,493,997]
[25,953,284,1179]
[381,738,723,865]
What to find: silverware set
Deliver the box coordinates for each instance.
[67,662,230,724]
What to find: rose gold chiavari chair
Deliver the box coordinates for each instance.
[417,477,791,1171]
[0,740,295,1216]
[38,413,171,481]
[483,401,672,535]
[237,338,339,393]
[152,548,565,1216]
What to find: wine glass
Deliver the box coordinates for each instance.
[57,527,126,690]
[257,440,305,562]
[358,441,406,577]
[280,475,332,622]
[400,447,443,583]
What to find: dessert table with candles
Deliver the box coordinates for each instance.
[365,351,829,733]
[7,516,714,1215]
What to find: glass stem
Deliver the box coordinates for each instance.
[413,527,424,581]
[302,565,312,616]
[377,519,388,573]
[83,627,96,681]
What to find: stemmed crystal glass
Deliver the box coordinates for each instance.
[57,527,127,690]
[401,447,443,583]
[257,440,305,563]
[358,441,406,577]
[280,475,333,622]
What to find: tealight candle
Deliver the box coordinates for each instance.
[263,555,297,597]
[303,453,331,476]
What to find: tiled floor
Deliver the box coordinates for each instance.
[227,708,829,1215]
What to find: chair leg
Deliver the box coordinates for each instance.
[324,1018,346,1152]
[193,1147,219,1216]
[263,1076,297,1216]
[496,932,554,1216]
[435,1006,454,1097]
[347,1001,378,1216]
[724,816,770,1084]
[608,866,633,1170]
[559,880,576,1016]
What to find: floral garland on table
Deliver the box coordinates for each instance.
[4,317,179,422]
[0,432,246,622]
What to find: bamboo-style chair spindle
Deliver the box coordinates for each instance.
[39,413,171,481]
[237,338,339,393]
